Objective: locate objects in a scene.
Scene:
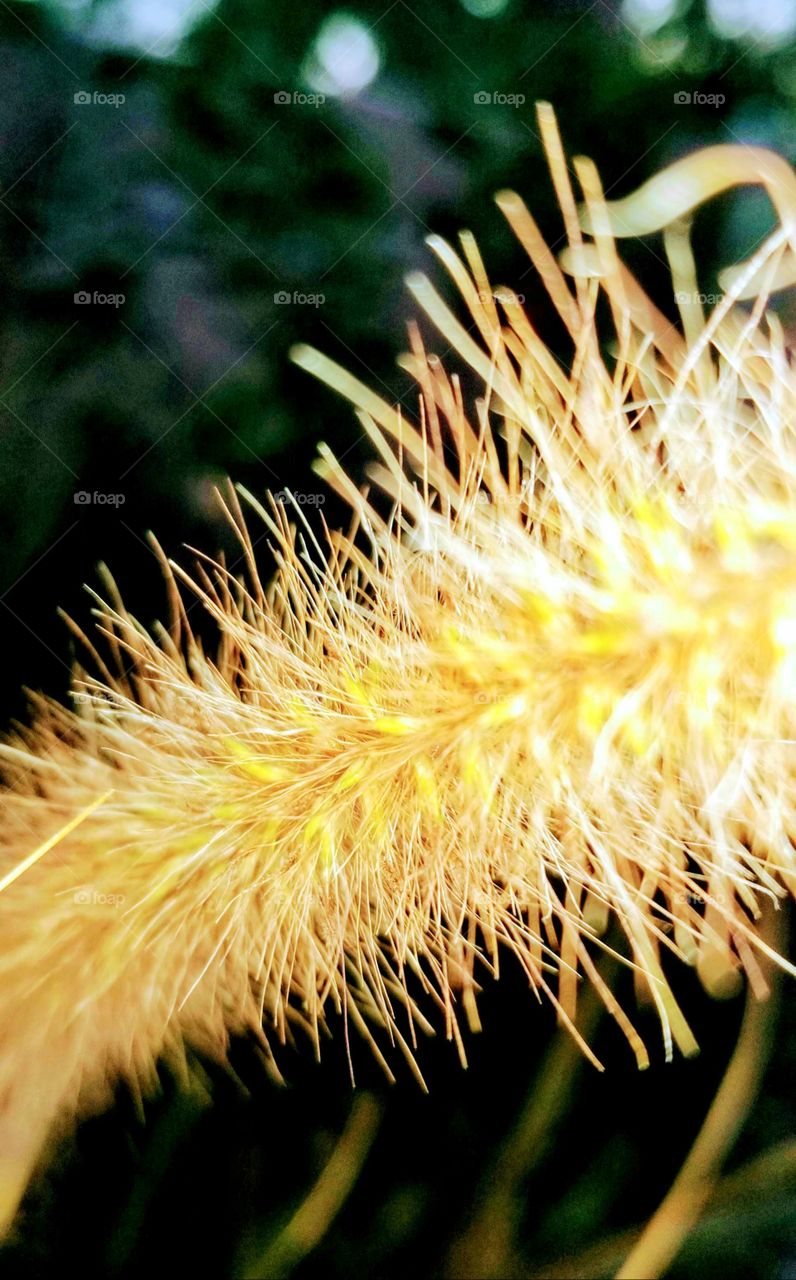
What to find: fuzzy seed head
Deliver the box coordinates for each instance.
[2,104,796,1229]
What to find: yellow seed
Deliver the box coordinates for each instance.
[578,683,613,735]
[481,694,527,727]
[343,676,372,708]
[414,756,442,821]
[225,738,291,783]
[373,715,418,735]
[336,763,366,792]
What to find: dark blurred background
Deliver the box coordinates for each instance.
[1,0,796,1275]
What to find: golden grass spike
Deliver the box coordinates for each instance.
[3,105,796,1237]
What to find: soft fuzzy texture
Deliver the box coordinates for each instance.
[2,103,796,1231]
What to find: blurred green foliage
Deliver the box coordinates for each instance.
[1,0,796,1275]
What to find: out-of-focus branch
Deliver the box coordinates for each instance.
[241,1092,382,1279]
[444,979,605,1280]
[614,913,782,1280]
[530,1138,796,1279]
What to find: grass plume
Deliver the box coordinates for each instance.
[2,103,796,1234]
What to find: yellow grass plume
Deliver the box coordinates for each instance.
[2,102,796,1233]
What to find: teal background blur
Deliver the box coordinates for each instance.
[1,1,796,1276]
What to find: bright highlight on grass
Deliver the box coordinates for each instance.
[2,101,796,1237]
